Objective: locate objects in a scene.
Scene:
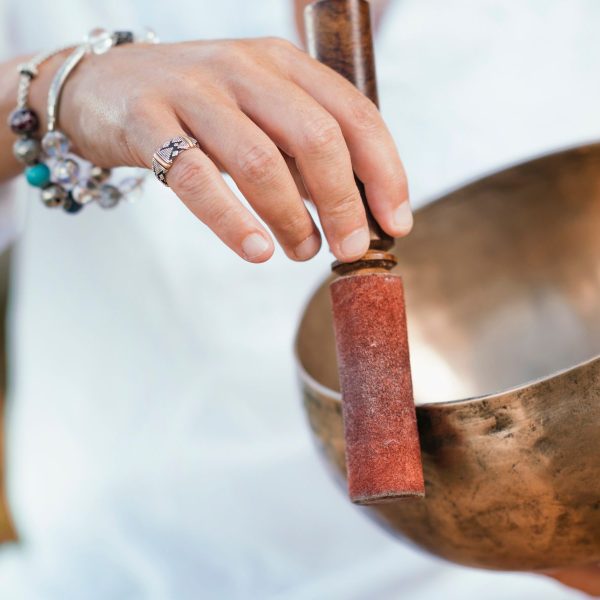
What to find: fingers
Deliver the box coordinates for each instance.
[123,38,411,265]
[281,152,309,200]
[274,43,412,237]
[169,151,275,263]
[295,60,412,236]
[176,97,321,261]
[131,109,274,263]
[235,72,370,262]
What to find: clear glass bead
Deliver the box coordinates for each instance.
[139,28,159,44]
[53,158,80,187]
[13,137,41,164]
[42,130,70,159]
[71,180,100,205]
[86,28,113,55]
[119,176,144,202]
[98,184,121,209]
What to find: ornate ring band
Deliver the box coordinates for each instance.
[152,135,199,186]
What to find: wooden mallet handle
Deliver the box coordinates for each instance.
[304,0,392,253]
[304,0,425,504]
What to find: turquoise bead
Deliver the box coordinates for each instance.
[25,163,51,188]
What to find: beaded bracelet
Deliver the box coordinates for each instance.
[9,28,157,214]
[9,44,74,164]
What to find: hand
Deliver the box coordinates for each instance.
[546,565,600,597]
[35,38,411,263]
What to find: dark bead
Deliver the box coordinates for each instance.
[8,108,39,135]
[63,193,84,214]
[113,31,134,46]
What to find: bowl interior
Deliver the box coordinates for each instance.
[297,144,600,404]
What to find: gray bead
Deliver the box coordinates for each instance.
[98,184,121,209]
[41,183,67,208]
[13,137,41,164]
[71,180,100,205]
[89,166,111,184]
[53,158,80,187]
[41,130,70,159]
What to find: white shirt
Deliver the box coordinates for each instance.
[0,1,598,598]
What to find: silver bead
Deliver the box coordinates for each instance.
[13,137,41,164]
[40,183,67,208]
[41,130,70,159]
[98,184,121,209]
[71,180,100,205]
[89,166,111,184]
[53,158,80,187]
[86,28,113,55]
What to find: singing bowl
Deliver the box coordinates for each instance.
[295,143,600,571]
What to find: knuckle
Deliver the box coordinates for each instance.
[263,36,297,53]
[301,117,343,155]
[259,37,300,70]
[238,144,280,184]
[325,190,362,221]
[171,154,213,197]
[276,211,312,237]
[122,94,162,166]
[215,39,250,65]
[348,95,381,132]
[125,93,155,125]
[221,39,245,56]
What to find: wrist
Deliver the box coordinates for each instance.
[0,49,73,182]
[0,55,32,179]
[27,48,74,139]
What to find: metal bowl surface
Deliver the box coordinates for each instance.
[295,144,600,571]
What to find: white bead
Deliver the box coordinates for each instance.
[139,28,159,44]
[42,130,70,159]
[86,28,114,55]
[119,176,144,201]
[71,181,100,205]
[53,158,80,187]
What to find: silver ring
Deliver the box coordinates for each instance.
[152,135,199,186]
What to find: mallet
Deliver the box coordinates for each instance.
[304,0,424,504]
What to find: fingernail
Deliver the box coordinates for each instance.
[340,228,369,260]
[242,233,270,260]
[392,202,414,234]
[293,233,321,261]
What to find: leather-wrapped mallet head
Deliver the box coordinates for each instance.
[304,0,424,504]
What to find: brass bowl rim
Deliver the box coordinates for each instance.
[294,347,600,409]
[294,140,600,410]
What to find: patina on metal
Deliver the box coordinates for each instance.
[295,143,600,571]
